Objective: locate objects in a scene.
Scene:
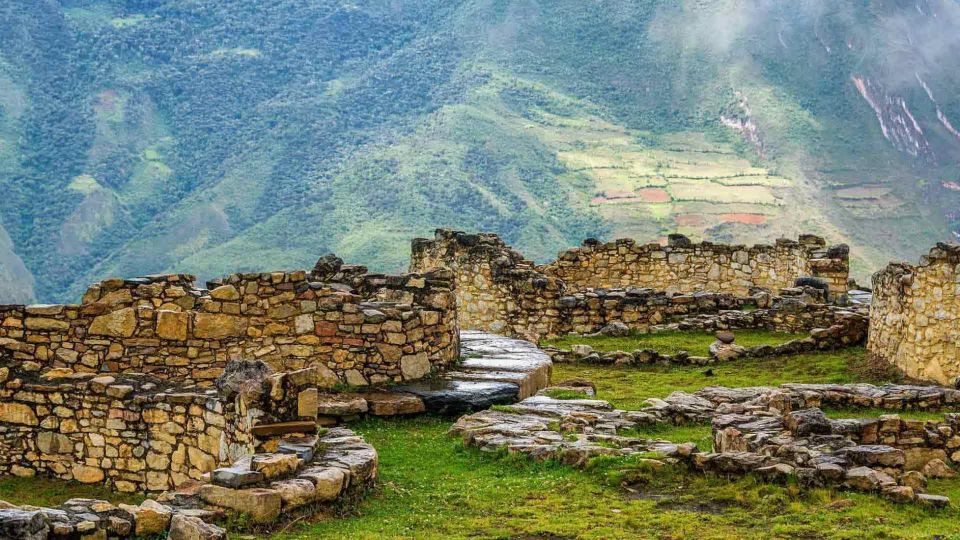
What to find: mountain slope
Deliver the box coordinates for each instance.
[2,0,960,302]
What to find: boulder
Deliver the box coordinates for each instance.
[785,408,832,437]
[0,509,48,540]
[168,514,227,540]
[598,322,630,337]
[922,458,956,479]
[270,479,316,510]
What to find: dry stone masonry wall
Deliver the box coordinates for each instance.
[539,233,849,300]
[0,265,459,387]
[410,229,850,340]
[868,243,960,385]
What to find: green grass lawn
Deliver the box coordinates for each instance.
[272,414,960,540]
[542,330,806,356]
[0,475,144,507]
[552,348,872,409]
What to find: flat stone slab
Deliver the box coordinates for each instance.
[394,380,519,414]
[360,392,425,416]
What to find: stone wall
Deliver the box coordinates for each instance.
[0,368,253,493]
[410,231,564,340]
[0,266,458,387]
[410,229,849,340]
[539,233,849,300]
[868,243,960,385]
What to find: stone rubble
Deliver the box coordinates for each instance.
[0,427,377,538]
[453,382,960,506]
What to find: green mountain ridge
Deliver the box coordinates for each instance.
[2,0,960,302]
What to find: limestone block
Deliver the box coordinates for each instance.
[89,307,138,337]
[157,310,190,341]
[400,353,430,380]
[168,514,227,540]
[0,403,38,426]
[193,313,247,339]
[270,478,316,510]
[72,464,105,484]
[198,485,282,523]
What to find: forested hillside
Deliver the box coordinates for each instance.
[2,0,960,302]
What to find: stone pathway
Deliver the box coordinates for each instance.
[394,331,551,414]
[452,382,960,507]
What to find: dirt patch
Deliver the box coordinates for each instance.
[627,490,731,515]
[674,213,705,226]
[720,213,767,225]
[636,187,671,203]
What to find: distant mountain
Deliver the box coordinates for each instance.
[2,0,960,302]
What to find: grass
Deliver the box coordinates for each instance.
[266,414,960,539]
[542,330,806,357]
[552,348,877,410]
[0,475,144,507]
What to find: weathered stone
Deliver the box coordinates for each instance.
[316,394,368,416]
[198,485,282,523]
[156,310,189,341]
[0,403,38,426]
[193,313,246,339]
[72,464,105,484]
[119,500,172,536]
[168,514,227,540]
[270,479,316,510]
[922,458,956,478]
[251,453,300,479]
[361,392,425,416]
[400,353,431,380]
[89,307,137,338]
[0,509,48,540]
[299,467,346,501]
[916,493,950,508]
[297,388,319,418]
[209,285,240,301]
[37,432,73,454]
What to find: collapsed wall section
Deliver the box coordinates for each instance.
[0,268,458,387]
[868,243,960,385]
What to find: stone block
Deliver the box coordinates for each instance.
[198,485,282,523]
[193,313,247,339]
[89,307,138,337]
[168,514,227,540]
[157,310,189,341]
[0,403,38,426]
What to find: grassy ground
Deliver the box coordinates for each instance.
[552,348,867,409]
[273,414,960,540]
[0,475,144,507]
[274,343,960,539]
[542,330,806,357]
[6,339,959,539]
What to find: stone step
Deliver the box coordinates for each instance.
[250,420,317,437]
[393,379,520,414]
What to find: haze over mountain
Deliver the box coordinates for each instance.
[2,0,960,303]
